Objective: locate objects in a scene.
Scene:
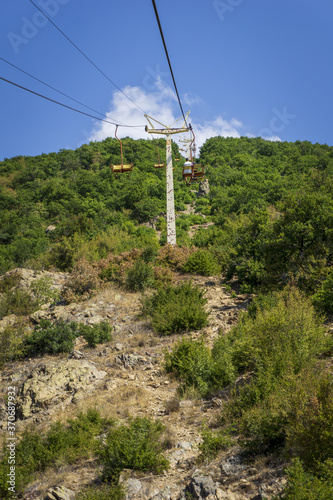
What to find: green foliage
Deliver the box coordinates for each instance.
[0,287,37,318]
[23,319,79,356]
[197,428,232,462]
[141,281,209,335]
[0,409,112,499]
[77,484,125,500]
[281,459,333,500]
[0,271,21,293]
[286,374,333,469]
[0,320,29,366]
[29,275,60,307]
[312,272,333,314]
[182,249,221,276]
[23,319,113,356]
[79,322,112,348]
[165,338,215,396]
[101,417,169,483]
[125,259,155,292]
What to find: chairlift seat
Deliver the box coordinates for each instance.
[111,163,133,173]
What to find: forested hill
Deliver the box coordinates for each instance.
[1,136,333,298]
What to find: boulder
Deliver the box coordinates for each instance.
[44,485,75,500]
[197,179,210,197]
[182,473,217,499]
[16,359,107,418]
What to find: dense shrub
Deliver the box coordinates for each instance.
[125,259,155,292]
[101,417,169,483]
[62,258,101,303]
[165,338,214,396]
[23,319,112,356]
[0,320,29,366]
[182,249,221,276]
[282,458,333,500]
[0,409,112,499]
[197,428,232,462]
[0,287,37,318]
[313,273,333,314]
[141,281,209,335]
[23,320,79,356]
[79,322,112,348]
[29,275,60,307]
[286,374,333,469]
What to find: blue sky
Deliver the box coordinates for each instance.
[1,0,333,161]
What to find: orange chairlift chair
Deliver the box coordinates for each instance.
[110,125,133,174]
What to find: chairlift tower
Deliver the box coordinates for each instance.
[179,136,194,162]
[145,112,190,245]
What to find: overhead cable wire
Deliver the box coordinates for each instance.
[151,0,188,126]
[1,56,110,120]
[0,76,145,129]
[28,0,146,115]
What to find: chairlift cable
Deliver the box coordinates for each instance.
[0,56,116,121]
[0,76,145,129]
[28,0,147,115]
[151,0,188,127]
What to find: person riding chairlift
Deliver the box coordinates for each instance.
[183,158,193,184]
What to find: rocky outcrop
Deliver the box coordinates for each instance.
[16,359,107,418]
[44,485,75,500]
[197,179,210,197]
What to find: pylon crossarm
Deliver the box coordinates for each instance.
[144,112,190,135]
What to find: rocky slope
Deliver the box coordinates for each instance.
[0,269,287,500]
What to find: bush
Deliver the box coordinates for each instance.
[0,409,112,499]
[286,374,333,469]
[165,337,214,396]
[23,320,79,356]
[182,249,221,276]
[23,320,113,355]
[197,428,232,462]
[0,271,22,293]
[0,320,29,366]
[29,275,60,307]
[0,287,37,319]
[125,259,155,292]
[282,458,333,500]
[101,417,169,483]
[313,273,333,314]
[141,281,209,335]
[62,258,101,303]
[79,322,112,348]
[215,287,333,457]
[155,245,195,271]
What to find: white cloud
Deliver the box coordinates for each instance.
[88,84,277,151]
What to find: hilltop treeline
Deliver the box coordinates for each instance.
[1,135,333,300]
